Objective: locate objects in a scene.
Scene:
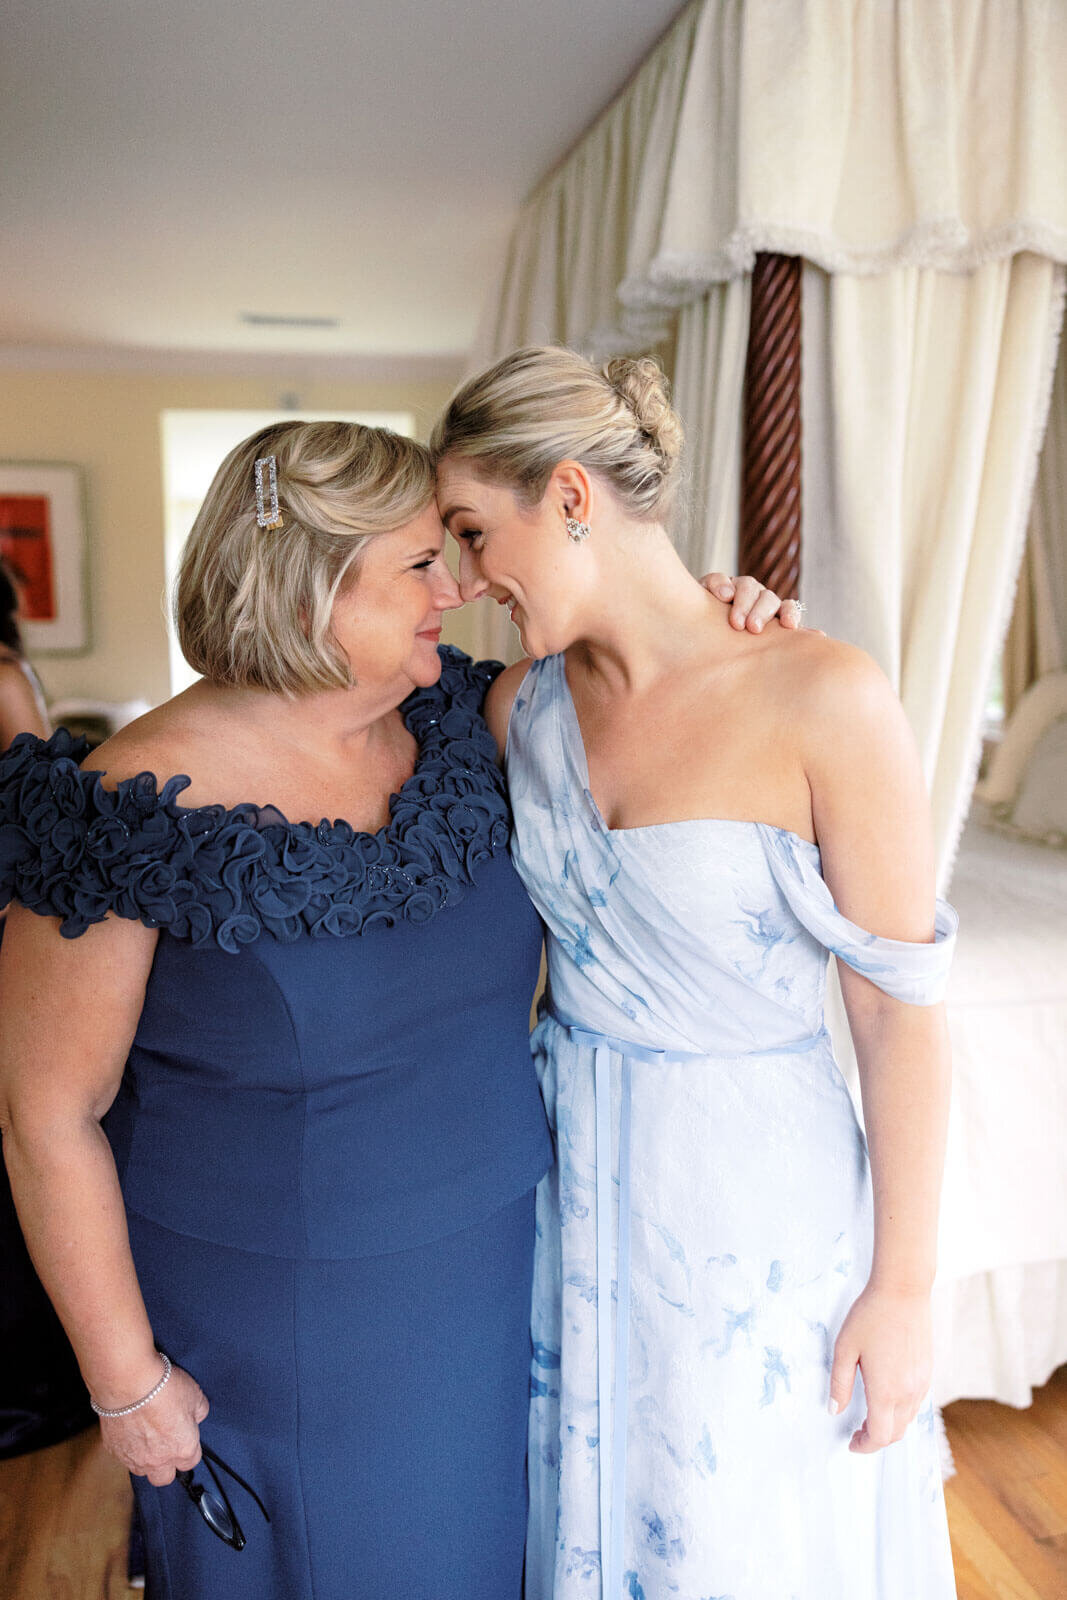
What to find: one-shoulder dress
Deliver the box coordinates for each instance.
[0,649,553,1600]
[508,654,959,1600]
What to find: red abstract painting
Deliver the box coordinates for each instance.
[0,494,57,621]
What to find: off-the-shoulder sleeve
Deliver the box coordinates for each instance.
[759,823,958,1005]
[0,728,218,941]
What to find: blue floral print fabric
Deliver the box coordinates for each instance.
[508,652,959,1600]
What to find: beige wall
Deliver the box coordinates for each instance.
[0,363,480,709]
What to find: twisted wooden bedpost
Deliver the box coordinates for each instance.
[740,253,803,599]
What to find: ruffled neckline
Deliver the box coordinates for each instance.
[0,647,511,951]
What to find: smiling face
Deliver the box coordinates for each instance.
[435,457,594,658]
[328,501,462,695]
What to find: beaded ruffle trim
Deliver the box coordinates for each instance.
[0,648,510,951]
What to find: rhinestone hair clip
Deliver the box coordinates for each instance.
[254,455,284,530]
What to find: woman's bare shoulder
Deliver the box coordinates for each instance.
[750,627,890,712]
[483,658,536,760]
[82,692,212,788]
[786,632,898,722]
[768,631,923,807]
[725,629,905,773]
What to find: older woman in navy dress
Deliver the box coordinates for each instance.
[0,422,556,1599]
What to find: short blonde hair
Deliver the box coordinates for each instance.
[429,345,685,519]
[176,420,434,694]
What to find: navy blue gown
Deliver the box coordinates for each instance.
[0,649,552,1600]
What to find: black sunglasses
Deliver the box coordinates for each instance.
[175,1442,270,1551]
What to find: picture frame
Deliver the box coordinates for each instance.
[0,462,90,655]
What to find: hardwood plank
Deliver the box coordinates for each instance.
[1007,1476,1067,1545]
[0,1429,136,1600]
[948,1422,1067,1546]
[1027,1470,1067,1533]
[1030,1378,1067,1458]
[943,1436,1067,1599]
[943,1368,1067,1598]
[949,1545,1008,1600]
[943,1484,1048,1600]
[51,1430,135,1600]
[949,1401,1066,1484]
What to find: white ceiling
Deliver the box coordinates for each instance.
[0,0,687,364]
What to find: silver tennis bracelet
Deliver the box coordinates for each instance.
[90,1351,172,1418]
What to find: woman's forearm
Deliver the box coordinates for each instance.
[3,1115,162,1407]
[848,992,951,1295]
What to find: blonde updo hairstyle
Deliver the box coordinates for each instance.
[429,345,685,521]
[176,420,434,695]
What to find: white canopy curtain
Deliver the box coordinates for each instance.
[471,0,1067,886]
[470,0,1067,1412]
[1003,334,1067,717]
[801,252,1065,884]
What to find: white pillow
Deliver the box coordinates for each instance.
[1009,716,1067,846]
[976,671,1067,807]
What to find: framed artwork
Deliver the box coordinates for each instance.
[0,463,89,654]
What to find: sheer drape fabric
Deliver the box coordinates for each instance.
[801,254,1066,885]
[479,0,1067,363]
[797,254,1065,1408]
[1003,338,1067,715]
[669,283,749,581]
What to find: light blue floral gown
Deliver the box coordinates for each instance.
[508,654,959,1600]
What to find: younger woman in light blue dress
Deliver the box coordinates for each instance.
[432,349,958,1599]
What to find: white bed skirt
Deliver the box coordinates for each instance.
[932,1258,1067,1408]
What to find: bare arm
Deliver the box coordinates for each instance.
[802,644,951,1452]
[0,904,208,1481]
[482,658,535,761]
[0,661,49,745]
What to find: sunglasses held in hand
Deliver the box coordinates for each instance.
[176,1443,270,1550]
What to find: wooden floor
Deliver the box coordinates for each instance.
[946,1366,1067,1600]
[0,1423,138,1599]
[1,1370,1066,1598]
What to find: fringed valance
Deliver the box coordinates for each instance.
[479,0,1067,360]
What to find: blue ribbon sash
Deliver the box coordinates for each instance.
[551,1014,827,1599]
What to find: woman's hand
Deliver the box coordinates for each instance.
[829,1283,933,1453]
[701,572,813,633]
[99,1363,210,1485]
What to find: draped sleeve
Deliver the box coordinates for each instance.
[758,824,958,1006]
[0,648,513,951]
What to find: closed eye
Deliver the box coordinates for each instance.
[458,529,485,550]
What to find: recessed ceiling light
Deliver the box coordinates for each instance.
[240,313,341,329]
